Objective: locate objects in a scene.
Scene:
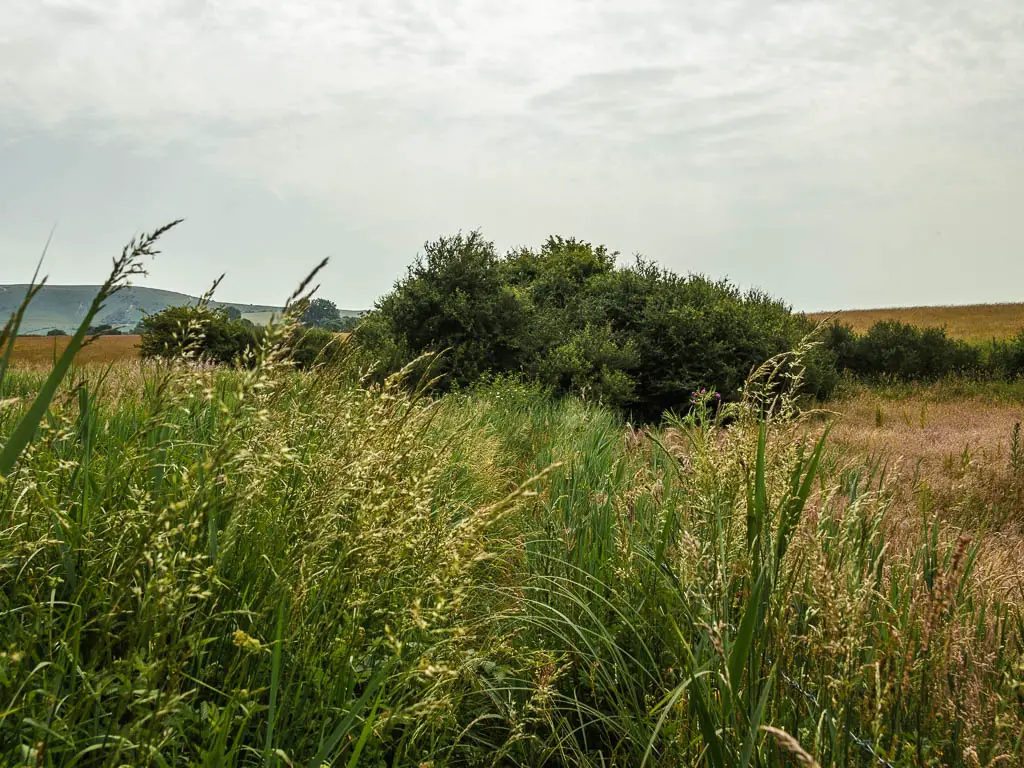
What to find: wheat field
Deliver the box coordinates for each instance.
[806,302,1024,342]
[9,334,142,365]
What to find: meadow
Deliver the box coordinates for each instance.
[2,339,1023,766]
[806,303,1024,343]
[2,228,1023,766]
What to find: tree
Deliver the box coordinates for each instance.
[139,306,259,364]
[301,298,342,330]
[361,231,529,389]
[46,328,67,337]
[357,230,830,417]
[139,305,339,370]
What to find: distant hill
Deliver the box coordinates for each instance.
[805,302,1024,343]
[0,285,361,335]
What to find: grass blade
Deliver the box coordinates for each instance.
[264,597,287,767]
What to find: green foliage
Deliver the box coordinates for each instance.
[1,325,1021,765]
[989,328,1024,378]
[288,326,344,368]
[358,232,826,418]
[827,319,984,381]
[364,231,530,388]
[139,303,342,371]
[139,304,261,365]
[300,297,344,330]
[46,327,67,336]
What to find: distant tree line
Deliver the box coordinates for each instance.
[823,320,1024,381]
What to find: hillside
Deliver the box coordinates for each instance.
[806,302,1024,342]
[0,284,359,334]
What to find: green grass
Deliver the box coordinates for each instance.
[1,259,1023,765]
[1,350,1021,765]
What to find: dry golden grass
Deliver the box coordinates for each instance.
[807,303,1024,342]
[10,334,141,365]
[828,391,1024,598]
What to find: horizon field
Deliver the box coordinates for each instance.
[807,301,1024,342]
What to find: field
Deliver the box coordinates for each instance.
[806,302,1024,342]
[826,382,1024,600]
[2,339,1022,767]
[8,333,142,365]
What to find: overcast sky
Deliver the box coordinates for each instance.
[2,0,1023,311]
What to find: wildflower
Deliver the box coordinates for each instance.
[232,629,264,653]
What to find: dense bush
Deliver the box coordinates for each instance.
[139,304,340,369]
[989,329,1024,378]
[139,305,261,364]
[357,232,827,418]
[823,320,1024,382]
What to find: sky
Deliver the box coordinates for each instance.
[2,0,1023,311]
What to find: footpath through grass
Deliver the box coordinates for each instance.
[1,334,1022,766]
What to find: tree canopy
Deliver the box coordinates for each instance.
[355,230,833,419]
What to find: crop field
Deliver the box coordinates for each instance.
[2,346,1022,767]
[806,302,1024,342]
[8,333,141,365]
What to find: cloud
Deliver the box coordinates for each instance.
[2,0,1024,309]
[5,1,1022,167]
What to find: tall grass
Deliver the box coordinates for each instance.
[1,245,1022,765]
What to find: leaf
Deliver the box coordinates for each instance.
[729,576,765,698]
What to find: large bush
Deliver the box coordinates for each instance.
[357,232,825,418]
[139,305,261,364]
[826,320,983,381]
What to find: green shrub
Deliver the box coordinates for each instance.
[829,319,982,381]
[358,233,825,418]
[139,305,338,369]
[286,326,344,368]
[139,305,261,364]
[990,329,1024,378]
[364,231,530,388]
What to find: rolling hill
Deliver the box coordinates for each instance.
[805,302,1024,343]
[0,284,360,335]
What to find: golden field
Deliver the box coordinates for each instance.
[10,334,142,365]
[806,302,1024,342]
